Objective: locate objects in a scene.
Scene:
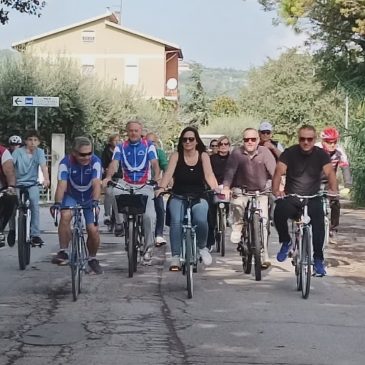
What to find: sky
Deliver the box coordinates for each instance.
[0,0,307,70]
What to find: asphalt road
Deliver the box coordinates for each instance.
[1,206,365,365]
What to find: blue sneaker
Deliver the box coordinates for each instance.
[313,259,326,277]
[276,241,292,262]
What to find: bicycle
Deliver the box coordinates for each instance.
[161,190,200,299]
[16,183,44,270]
[236,190,269,282]
[54,205,96,301]
[213,192,230,257]
[108,180,152,278]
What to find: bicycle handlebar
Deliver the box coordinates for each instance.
[107,180,156,192]
[52,205,99,227]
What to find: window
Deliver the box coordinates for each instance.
[81,56,95,77]
[124,57,139,86]
[82,30,95,43]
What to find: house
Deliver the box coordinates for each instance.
[12,12,183,100]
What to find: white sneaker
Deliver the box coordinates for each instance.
[199,247,212,266]
[155,236,167,246]
[169,255,181,271]
[143,247,153,265]
[230,230,241,244]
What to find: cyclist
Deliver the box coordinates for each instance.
[12,130,50,246]
[0,144,17,248]
[209,139,219,155]
[145,132,169,247]
[272,124,338,277]
[101,133,123,235]
[258,120,284,160]
[207,135,231,251]
[222,128,276,268]
[50,137,103,274]
[156,126,218,271]
[103,120,160,265]
[316,127,352,243]
[6,135,22,246]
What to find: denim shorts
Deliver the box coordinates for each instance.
[61,195,94,225]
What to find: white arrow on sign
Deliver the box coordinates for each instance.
[12,96,60,107]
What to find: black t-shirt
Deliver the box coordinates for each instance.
[280,145,331,195]
[172,152,205,195]
[210,153,229,185]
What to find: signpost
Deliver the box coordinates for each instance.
[12,96,60,130]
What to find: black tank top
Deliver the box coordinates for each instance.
[172,152,205,195]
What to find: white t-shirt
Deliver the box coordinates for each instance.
[0,148,13,189]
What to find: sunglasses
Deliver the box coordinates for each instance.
[324,139,337,145]
[211,144,218,148]
[299,137,314,143]
[243,137,257,143]
[260,130,271,135]
[218,142,230,146]
[182,137,195,143]
[77,151,92,157]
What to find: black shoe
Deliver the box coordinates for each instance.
[114,224,124,237]
[88,259,103,275]
[51,250,69,265]
[0,232,5,248]
[7,230,15,247]
[31,236,44,246]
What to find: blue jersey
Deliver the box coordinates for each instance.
[58,154,102,202]
[113,139,157,184]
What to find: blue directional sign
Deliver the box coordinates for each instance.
[13,96,59,107]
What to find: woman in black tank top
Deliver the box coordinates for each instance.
[156,127,218,271]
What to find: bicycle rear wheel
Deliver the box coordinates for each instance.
[185,228,194,299]
[219,207,226,257]
[301,227,312,299]
[71,229,80,301]
[17,210,27,270]
[252,214,262,281]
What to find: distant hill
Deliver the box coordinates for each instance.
[179,64,247,102]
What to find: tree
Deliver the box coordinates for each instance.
[183,63,209,127]
[239,49,345,144]
[211,96,239,117]
[0,0,46,25]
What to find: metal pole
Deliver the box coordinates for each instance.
[35,107,38,130]
[345,95,349,130]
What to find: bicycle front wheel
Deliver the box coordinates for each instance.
[252,214,262,281]
[127,218,136,278]
[219,207,226,257]
[301,227,312,299]
[185,228,194,299]
[17,211,27,270]
[71,229,81,301]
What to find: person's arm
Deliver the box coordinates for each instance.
[264,148,277,178]
[272,162,287,197]
[151,159,161,183]
[323,163,338,194]
[54,180,67,203]
[201,152,218,189]
[157,149,169,172]
[341,166,352,188]
[263,141,282,159]
[222,150,239,199]
[2,159,16,187]
[92,159,102,201]
[38,149,50,187]
[156,152,178,192]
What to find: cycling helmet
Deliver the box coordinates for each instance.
[8,135,22,145]
[320,127,340,140]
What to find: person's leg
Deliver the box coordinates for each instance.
[230,194,246,243]
[112,180,124,225]
[28,185,41,238]
[51,207,72,265]
[309,197,325,260]
[168,197,184,257]
[207,197,216,249]
[258,195,270,263]
[141,185,156,250]
[104,185,114,218]
[330,198,340,230]
[154,195,165,239]
[192,199,209,250]
[0,195,17,231]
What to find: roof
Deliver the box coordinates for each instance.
[11,12,183,58]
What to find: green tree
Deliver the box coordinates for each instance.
[1,0,46,25]
[183,63,209,127]
[211,95,239,116]
[239,49,345,144]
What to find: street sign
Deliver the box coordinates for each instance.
[13,96,59,107]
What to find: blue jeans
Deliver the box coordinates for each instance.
[26,185,41,236]
[168,197,208,256]
[154,195,165,237]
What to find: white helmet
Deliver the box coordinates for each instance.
[8,135,22,145]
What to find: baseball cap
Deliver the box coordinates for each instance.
[259,121,273,132]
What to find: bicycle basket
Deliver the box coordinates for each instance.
[115,194,148,215]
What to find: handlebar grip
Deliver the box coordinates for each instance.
[107,180,116,188]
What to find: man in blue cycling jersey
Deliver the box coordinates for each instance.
[103,120,160,265]
[51,137,103,274]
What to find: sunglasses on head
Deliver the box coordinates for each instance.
[299,137,314,143]
[182,137,195,143]
[218,142,230,146]
[260,130,271,135]
[77,151,92,157]
[243,137,257,143]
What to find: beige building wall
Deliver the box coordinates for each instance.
[24,20,167,98]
